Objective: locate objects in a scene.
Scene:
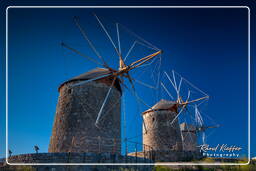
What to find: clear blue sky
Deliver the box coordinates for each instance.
[0,3,255,160]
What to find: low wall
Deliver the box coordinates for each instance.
[7,152,152,163]
[154,150,203,162]
[129,150,203,162]
[1,152,153,171]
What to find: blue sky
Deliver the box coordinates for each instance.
[0,5,254,160]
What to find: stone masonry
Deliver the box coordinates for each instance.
[48,68,122,154]
[142,100,183,152]
[3,153,153,171]
[180,122,199,152]
[141,99,204,162]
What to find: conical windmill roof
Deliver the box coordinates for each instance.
[71,68,111,81]
[58,67,121,92]
[143,99,178,115]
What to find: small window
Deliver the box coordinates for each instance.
[152,117,155,122]
[68,89,72,94]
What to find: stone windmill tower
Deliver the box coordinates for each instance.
[48,68,122,153]
[142,99,183,153]
[180,122,198,152]
[141,71,209,161]
[180,111,220,152]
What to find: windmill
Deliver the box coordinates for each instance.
[179,102,219,151]
[182,104,220,145]
[138,70,209,155]
[160,70,209,126]
[160,70,219,148]
[61,14,162,130]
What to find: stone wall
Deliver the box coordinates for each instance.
[180,123,198,152]
[129,150,202,162]
[2,153,153,171]
[181,131,198,152]
[143,110,183,152]
[49,80,121,153]
[7,153,152,164]
[153,150,203,162]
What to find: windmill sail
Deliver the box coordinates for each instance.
[61,14,163,148]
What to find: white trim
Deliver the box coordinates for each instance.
[5,5,251,166]
[247,5,251,163]
[6,6,250,8]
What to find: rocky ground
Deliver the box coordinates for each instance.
[0,157,255,171]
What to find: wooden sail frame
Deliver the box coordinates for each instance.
[61,14,162,129]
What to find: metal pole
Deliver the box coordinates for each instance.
[113,138,116,154]
[150,146,152,161]
[135,143,138,163]
[83,152,86,163]
[152,147,155,162]
[67,152,71,163]
[143,144,146,162]
[98,136,101,153]
[149,145,151,157]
